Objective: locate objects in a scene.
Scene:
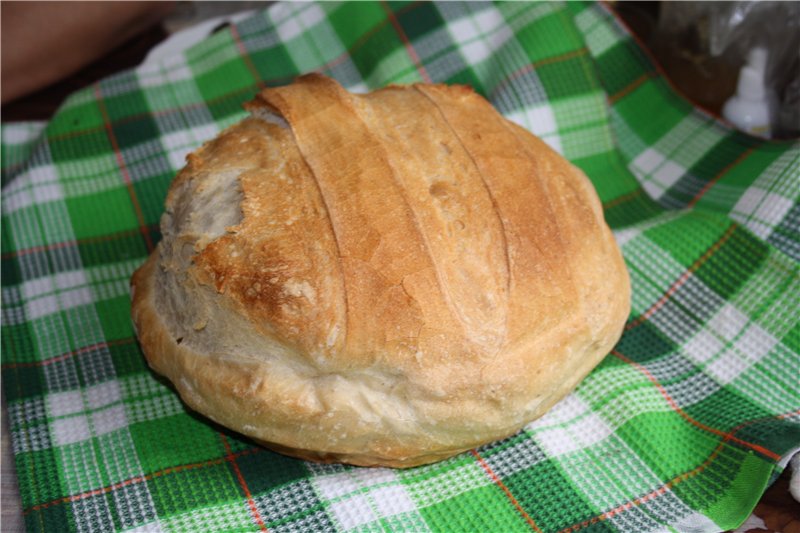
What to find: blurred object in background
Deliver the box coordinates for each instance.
[1,2,176,106]
[722,46,778,138]
[0,1,268,121]
[647,1,800,139]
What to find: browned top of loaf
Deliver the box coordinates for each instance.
[168,73,625,389]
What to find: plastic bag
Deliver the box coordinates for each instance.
[652,1,799,138]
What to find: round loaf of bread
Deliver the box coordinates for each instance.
[131,74,630,468]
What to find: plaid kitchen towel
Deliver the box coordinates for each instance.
[2,2,799,532]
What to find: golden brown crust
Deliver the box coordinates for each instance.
[130,74,630,468]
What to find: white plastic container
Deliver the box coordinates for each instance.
[722,47,777,138]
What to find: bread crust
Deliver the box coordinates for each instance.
[131,74,630,468]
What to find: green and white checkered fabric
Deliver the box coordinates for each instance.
[2,2,799,532]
